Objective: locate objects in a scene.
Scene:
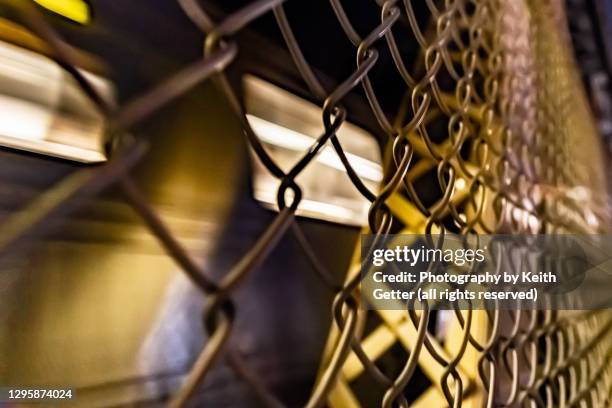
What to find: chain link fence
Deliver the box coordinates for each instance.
[1,0,611,406]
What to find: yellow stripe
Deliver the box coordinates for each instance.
[33,0,90,24]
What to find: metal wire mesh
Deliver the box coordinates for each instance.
[1,0,611,406]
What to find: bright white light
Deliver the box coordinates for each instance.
[254,187,358,225]
[246,114,312,150]
[455,178,466,190]
[0,95,50,141]
[244,75,383,226]
[247,114,383,182]
[0,41,110,163]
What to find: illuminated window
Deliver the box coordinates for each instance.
[0,40,112,162]
[244,75,382,226]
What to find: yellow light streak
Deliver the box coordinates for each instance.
[33,0,90,24]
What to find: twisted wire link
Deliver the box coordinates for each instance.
[0,0,610,406]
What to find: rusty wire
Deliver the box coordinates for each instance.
[1,0,611,406]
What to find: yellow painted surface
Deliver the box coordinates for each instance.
[33,0,91,24]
